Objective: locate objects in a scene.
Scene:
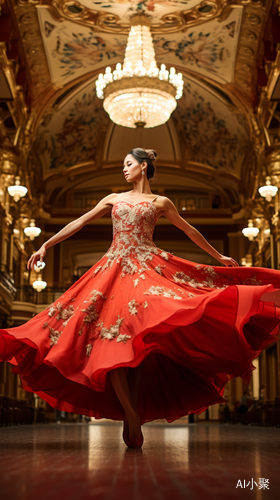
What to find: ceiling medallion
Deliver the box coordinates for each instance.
[96,14,183,129]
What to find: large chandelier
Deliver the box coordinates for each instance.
[96,14,184,128]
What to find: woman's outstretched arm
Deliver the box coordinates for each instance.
[158,197,239,267]
[27,194,116,270]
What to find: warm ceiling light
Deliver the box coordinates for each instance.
[7,176,28,202]
[32,276,47,292]
[242,219,259,241]
[24,219,41,240]
[96,14,183,128]
[259,176,278,202]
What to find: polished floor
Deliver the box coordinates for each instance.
[0,421,279,500]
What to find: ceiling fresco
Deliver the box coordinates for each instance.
[173,76,251,174]
[34,81,109,175]
[37,8,127,85]
[34,72,250,179]
[153,7,242,85]
[79,0,201,24]
[38,6,242,86]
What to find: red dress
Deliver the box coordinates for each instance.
[1,199,280,423]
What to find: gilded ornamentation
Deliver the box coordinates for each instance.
[12,1,51,97]
[234,1,266,93]
[48,0,224,35]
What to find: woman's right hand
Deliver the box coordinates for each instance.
[27,245,46,271]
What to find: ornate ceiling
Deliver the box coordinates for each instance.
[0,0,277,219]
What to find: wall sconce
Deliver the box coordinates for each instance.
[32,276,47,292]
[8,176,28,202]
[259,176,278,202]
[242,219,259,241]
[24,219,41,240]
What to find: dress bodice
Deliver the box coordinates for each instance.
[112,200,157,246]
[102,199,169,276]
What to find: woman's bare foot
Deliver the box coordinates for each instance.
[126,410,141,440]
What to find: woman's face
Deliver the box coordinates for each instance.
[123,154,146,182]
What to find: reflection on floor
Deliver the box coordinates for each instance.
[0,421,279,500]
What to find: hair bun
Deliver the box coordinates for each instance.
[145,149,157,161]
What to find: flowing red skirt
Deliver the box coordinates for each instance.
[1,253,280,423]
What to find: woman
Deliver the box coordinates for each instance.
[1,147,280,448]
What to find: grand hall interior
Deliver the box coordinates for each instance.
[0,1,280,499]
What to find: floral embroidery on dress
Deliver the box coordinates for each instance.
[143,286,182,300]
[95,202,169,276]
[92,266,102,276]
[81,304,100,323]
[48,302,75,327]
[173,267,264,289]
[81,290,106,320]
[128,300,139,315]
[86,344,93,357]
[79,290,106,337]
[43,322,63,346]
[100,316,124,340]
[154,265,163,275]
[116,334,131,344]
[134,278,140,287]
[143,301,148,308]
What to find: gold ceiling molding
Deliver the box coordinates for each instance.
[40,0,227,34]
[234,0,268,94]
[10,0,51,100]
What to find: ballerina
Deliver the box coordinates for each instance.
[1,147,280,449]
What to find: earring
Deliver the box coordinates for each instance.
[141,170,145,176]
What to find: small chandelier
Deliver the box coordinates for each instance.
[259,176,278,202]
[24,219,41,240]
[8,176,28,202]
[242,219,259,241]
[32,276,47,292]
[96,14,183,128]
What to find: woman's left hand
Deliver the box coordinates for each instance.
[218,255,239,267]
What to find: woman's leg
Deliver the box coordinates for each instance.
[128,364,143,411]
[109,367,141,439]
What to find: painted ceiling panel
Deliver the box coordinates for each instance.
[80,0,201,23]
[37,7,127,85]
[37,5,242,87]
[35,80,109,176]
[153,7,243,84]
[173,75,251,175]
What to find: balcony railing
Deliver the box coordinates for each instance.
[0,264,17,297]
[15,286,67,305]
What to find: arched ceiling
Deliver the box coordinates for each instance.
[5,0,268,218]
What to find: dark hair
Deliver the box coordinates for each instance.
[127,147,158,179]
